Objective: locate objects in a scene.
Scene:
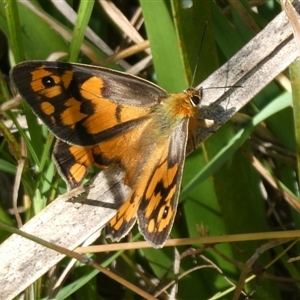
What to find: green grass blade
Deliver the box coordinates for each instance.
[69,0,95,62]
[290,59,300,188]
[4,0,25,63]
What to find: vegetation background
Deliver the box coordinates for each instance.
[0,0,299,299]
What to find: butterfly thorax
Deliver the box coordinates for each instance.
[147,88,200,138]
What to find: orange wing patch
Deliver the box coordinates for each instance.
[60,97,87,128]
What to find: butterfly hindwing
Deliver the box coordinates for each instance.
[53,140,98,189]
[138,119,188,246]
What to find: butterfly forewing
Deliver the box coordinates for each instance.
[10,61,168,146]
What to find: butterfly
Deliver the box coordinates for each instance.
[10,61,214,248]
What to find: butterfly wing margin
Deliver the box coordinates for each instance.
[10,61,168,146]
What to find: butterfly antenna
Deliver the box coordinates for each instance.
[191,21,208,87]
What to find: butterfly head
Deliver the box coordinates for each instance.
[184,87,202,108]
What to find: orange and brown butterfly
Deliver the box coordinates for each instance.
[10,61,214,248]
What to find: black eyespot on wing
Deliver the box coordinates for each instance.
[42,76,56,87]
[162,207,169,219]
